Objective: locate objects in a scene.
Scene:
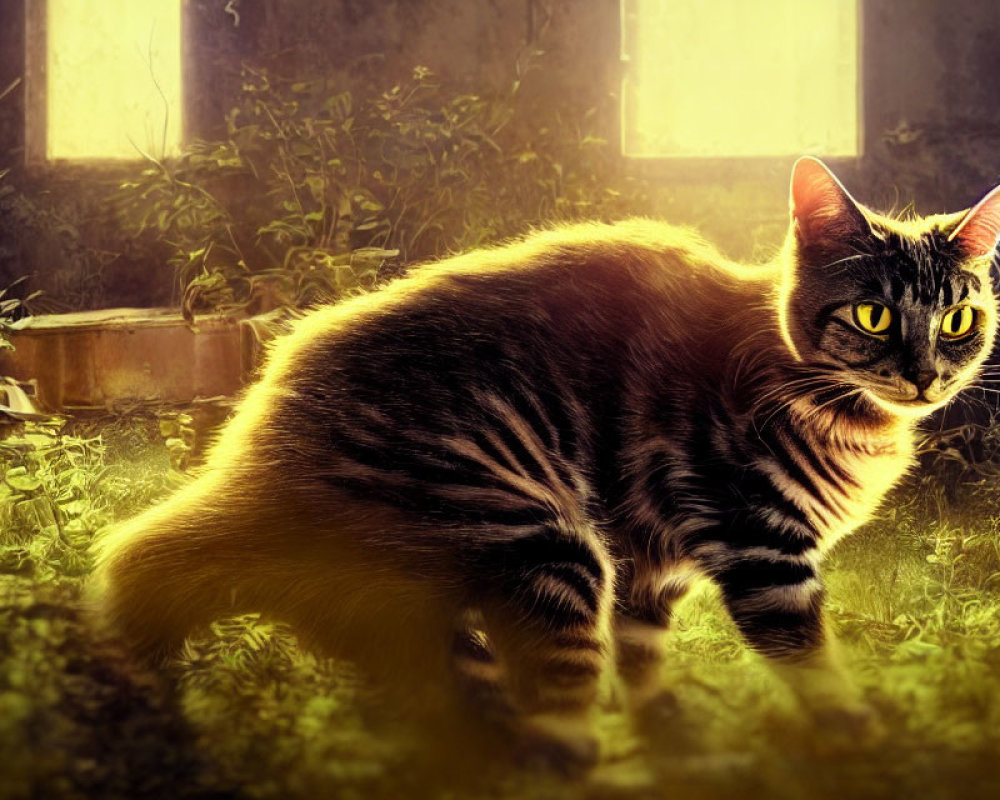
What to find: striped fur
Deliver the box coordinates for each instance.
[91,159,1000,767]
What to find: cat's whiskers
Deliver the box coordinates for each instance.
[753,388,825,437]
[807,386,867,424]
[816,253,870,276]
[968,385,1000,397]
[752,377,850,436]
[748,372,841,414]
[951,390,996,416]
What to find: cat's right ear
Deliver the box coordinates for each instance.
[790,156,870,248]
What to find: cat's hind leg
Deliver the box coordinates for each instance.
[89,470,361,667]
[450,609,509,717]
[472,520,614,773]
[614,559,697,718]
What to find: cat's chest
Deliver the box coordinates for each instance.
[772,424,915,545]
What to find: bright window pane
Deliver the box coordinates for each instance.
[46,0,182,160]
[621,0,859,158]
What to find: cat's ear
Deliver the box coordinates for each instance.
[948,185,1000,260]
[790,156,870,247]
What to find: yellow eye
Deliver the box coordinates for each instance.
[940,306,976,340]
[853,302,892,335]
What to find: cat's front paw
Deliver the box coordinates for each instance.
[514,712,601,776]
[630,687,682,736]
[810,699,887,745]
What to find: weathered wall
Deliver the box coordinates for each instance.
[184,0,533,140]
[615,0,1000,260]
[1,0,999,308]
[859,0,1000,210]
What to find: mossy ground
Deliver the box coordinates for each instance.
[2,413,1000,799]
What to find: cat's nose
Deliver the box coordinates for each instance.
[907,369,938,393]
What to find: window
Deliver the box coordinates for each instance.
[620,0,859,158]
[27,0,183,162]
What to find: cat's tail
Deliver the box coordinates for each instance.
[86,472,258,666]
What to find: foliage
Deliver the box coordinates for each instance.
[4,418,1000,798]
[914,419,1000,497]
[0,414,195,581]
[0,419,106,578]
[111,62,648,318]
[0,277,32,352]
[157,411,197,477]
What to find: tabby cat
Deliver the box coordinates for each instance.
[92,157,1000,769]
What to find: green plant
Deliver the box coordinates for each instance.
[111,60,648,318]
[0,277,29,352]
[157,411,196,476]
[0,420,107,578]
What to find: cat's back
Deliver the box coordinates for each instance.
[220,218,774,492]
[270,218,767,381]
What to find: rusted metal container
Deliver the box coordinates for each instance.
[0,308,248,411]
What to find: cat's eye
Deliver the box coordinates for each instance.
[853,302,892,336]
[940,306,977,340]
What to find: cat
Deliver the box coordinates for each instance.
[90,157,1000,771]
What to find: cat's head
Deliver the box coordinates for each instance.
[779,157,1000,418]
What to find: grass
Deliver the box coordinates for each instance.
[2,413,1000,799]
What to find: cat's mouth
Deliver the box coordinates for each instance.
[862,383,952,416]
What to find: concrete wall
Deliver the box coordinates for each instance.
[1,0,999,308]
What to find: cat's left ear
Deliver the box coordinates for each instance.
[948,185,1000,260]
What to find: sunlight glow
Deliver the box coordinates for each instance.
[621,0,859,158]
[46,0,182,160]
